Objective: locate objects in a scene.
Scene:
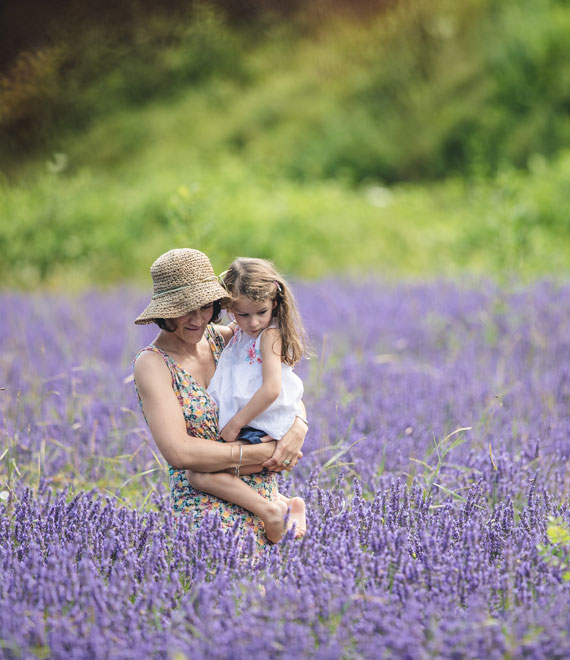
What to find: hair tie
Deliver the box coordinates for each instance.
[274,280,283,293]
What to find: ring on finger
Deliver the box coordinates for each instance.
[283,458,291,466]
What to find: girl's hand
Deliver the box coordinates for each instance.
[262,416,306,472]
[220,422,240,443]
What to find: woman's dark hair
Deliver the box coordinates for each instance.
[154,300,222,332]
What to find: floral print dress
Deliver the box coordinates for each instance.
[136,324,278,550]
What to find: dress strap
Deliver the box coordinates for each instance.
[206,324,227,365]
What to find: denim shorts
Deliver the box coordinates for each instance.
[239,426,267,444]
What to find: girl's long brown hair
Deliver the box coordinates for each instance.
[222,258,307,366]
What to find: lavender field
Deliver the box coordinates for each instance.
[2,280,570,659]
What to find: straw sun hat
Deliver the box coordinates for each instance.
[134,249,230,325]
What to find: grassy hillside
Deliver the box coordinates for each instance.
[2,143,569,288]
[1,0,569,287]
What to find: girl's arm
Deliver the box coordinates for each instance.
[219,328,283,442]
[134,351,277,471]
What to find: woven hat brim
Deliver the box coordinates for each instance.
[134,281,230,325]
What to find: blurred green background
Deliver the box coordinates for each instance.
[1,0,569,288]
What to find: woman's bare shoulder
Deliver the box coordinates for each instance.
[134,349,169,382]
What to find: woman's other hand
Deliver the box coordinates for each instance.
[262,415,307,472]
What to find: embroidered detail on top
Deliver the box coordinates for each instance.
[246,343,262,365]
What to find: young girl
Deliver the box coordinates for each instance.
[186,257,308,543]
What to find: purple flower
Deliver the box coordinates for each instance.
[1,280,570,657]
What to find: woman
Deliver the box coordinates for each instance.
[133,248,307,549]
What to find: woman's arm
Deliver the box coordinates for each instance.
[219,328,282,442]
[213,322,235,346]
[134,351,276,471]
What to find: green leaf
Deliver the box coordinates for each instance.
[547,523,570,546]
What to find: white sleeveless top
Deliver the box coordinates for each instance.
[207,326,303,441]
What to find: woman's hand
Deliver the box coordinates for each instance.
[262,415,307,472]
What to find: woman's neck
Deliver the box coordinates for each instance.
[153,329,215,388]
[153,330,201,357]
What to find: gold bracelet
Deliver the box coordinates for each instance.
[234,445,243,478]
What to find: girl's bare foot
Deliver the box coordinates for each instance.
[261,499,289,543]
[276,493,307,538]
[287,497,307,538]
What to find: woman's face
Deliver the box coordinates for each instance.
[168,303,214,343]
[231,295,276,338]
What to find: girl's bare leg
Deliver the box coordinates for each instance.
[214,467,307,538]
[187,469,288,543]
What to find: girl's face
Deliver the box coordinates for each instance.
[168,303,214,343]
[231,295,276,338]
